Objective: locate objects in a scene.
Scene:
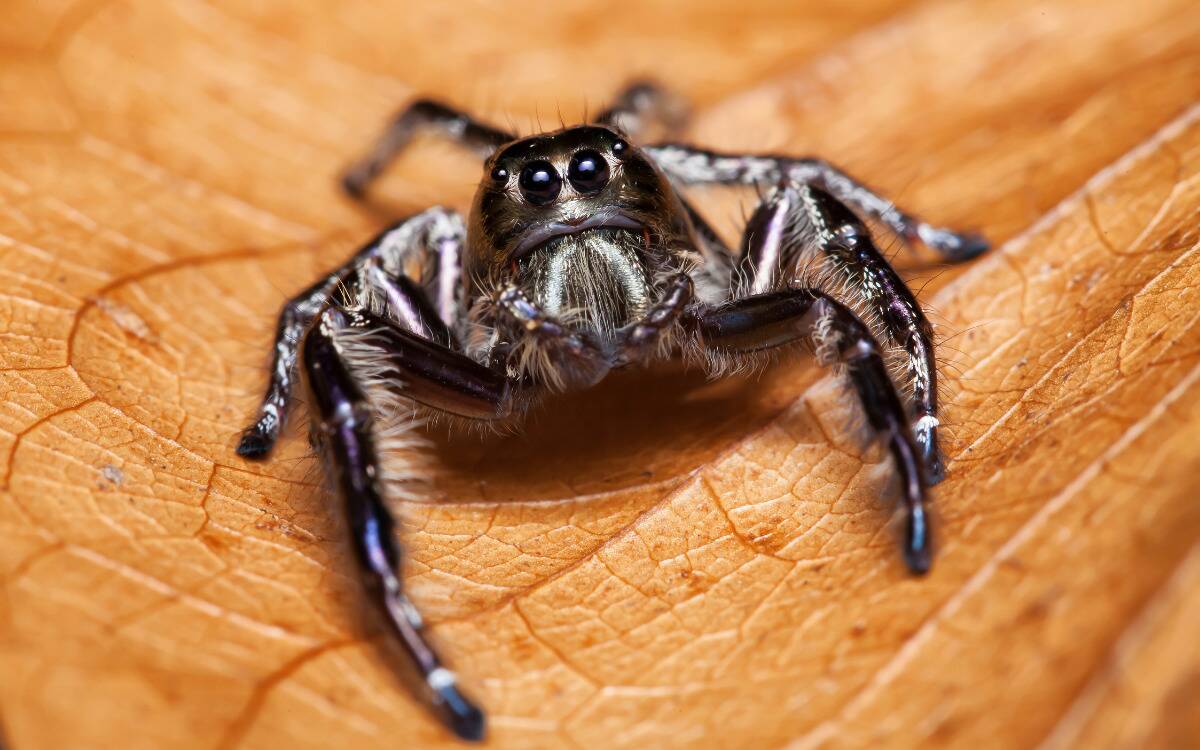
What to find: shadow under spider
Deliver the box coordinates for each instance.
[423,355,821,504]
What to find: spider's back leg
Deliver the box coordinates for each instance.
[342,100,515,199]
[645,144,989,262]
[593,80,690,142]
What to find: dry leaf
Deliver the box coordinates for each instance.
[2,1,1199,749]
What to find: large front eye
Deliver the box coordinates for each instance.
[518,160,562,205]
[567,150,610,194]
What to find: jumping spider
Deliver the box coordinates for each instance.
[236,82,987,741]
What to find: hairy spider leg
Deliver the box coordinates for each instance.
[594,80,690,141]
[247,207,518,738]
[237,208,467,458]
[677,195,738,298]
[361,260,457,347]
[342,100,515,198]
[645,144,990,262]
[302,307,516,742]
[234,263,347,458]
[736,184,949,484]
[688,290,931,573]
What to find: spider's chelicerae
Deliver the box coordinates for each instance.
[236,82,987,741]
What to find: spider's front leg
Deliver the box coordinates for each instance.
[239,207,505,738]
[304,306,516,741]
[237,208,466,458]
[645,143,989,262]
[739,184,950,483]
[686,291,930,573]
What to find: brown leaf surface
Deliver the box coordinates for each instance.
[2,1,1199,748]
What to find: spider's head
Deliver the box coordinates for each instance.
[468,126,683,266]
[467,125,688,337]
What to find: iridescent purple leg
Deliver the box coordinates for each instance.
[302,307,517,741]
[737,184,949,483]
[688,290,930,573]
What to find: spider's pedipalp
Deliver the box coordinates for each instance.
[491,285,612,391]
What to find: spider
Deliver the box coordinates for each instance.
[235,82,987,741]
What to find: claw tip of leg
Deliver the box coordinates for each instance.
[341,172,367,200]
[435,682,486,742]
[925,456,947,486]
[904,508,932,575]
[905,546,932,576]
[949,233,990,262]
[235,430,272,459]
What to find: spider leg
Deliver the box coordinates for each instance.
[235,265,347,458]
[687,290,930,573]
[645,144,989,262]
[677,192,737,300]
[740,184,949,483]
[303,306,516,741]
[594,80,689,141]
[363,206,468,332]
[342,100,515,199]
[237,208,466,458]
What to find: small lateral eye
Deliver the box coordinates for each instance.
[567,150,610,194]
[490,165,509,183]
[611,139,629,158]
[518,160,562,205]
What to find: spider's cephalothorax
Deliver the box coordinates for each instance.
[466,125,699,366]
[235,83,988,741]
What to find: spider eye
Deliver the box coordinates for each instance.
[490,165,509,183]
[611,139,629,158]
[518,160,561,205]
[567,150,610,194]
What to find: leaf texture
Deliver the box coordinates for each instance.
[1,1,1198,748]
